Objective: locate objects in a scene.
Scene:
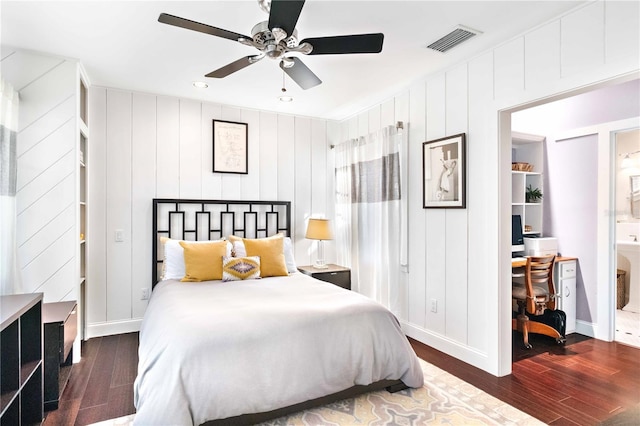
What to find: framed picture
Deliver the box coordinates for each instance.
[422,133,466,208]
[213,119,248,174]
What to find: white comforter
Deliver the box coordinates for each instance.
[133,273,423,425]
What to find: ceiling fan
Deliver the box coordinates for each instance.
[158,0,384,90]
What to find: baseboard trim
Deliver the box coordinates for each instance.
[575,319,597,339]
[85,319,142,339]
[401,321,492,375]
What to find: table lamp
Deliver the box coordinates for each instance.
[305,218,333,269]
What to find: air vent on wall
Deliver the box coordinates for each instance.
[426,25,482,53]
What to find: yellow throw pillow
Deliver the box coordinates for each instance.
[243,235,288,278]
[222,256,261,281]
[179,240,228,282]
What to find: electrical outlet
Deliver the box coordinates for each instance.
[141,288,150,300]
[430,298,437,313]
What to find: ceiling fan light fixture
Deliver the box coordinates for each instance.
[278,95,294,102]
[192,81,209,89]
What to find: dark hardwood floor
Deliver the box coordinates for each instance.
[43,333,138,426]
[44,331,639,425]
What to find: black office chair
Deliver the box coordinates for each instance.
[512,255,566,349]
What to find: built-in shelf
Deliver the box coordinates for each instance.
[512,132,545,236]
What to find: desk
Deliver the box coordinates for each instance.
[512,255,578,334]
[511,256,577,268]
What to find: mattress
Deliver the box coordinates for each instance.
[133,273,423,425]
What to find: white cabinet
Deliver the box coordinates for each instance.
[512,132,545,236]
[555,259,577,334]
[77,67,89,343]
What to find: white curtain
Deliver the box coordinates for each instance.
[1,78,21,295]
[335,125,406,309]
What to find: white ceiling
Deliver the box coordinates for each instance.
[1,1,585,120]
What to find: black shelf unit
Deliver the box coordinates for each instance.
[1,293,44,425]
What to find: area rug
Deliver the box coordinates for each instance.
[90,359,543,426]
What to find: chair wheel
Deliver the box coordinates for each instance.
[556,337,566,345]
[524,343,532,349]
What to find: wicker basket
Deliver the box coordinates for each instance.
[617,269,627,309]
[511,162,533,172]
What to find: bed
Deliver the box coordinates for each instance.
[133,199,424,425]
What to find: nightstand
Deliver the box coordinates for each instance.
[43,301,77,411]
[298,264,351,290]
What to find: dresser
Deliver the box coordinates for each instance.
[43,301,77,411]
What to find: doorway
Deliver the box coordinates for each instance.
[614,128,640,348]
[502,77,640,366]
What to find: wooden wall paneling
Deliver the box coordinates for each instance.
[0,50,63,92]
[466,52,494,352]
[16,173,74,246]
[131,93,157,319]
[32,260,76,303]
[381,98,395,127]
[444,64,469,343]
[21,226,74,294]
[105,90,132,321]
[325,120,340,264]
[277,115,295,206]
[407,81,427,327]
[561,2,604,78]
[201,103,223,199]
[17,61,76,132]
[178,99,202,199]
[493,38,525,102]
[445,64,468,135]
[220,106,242,200]
[258,112,278,200]
[396,91,410,321]
[18,204,74,271]
[17,150,74,217]
[240,109,260,200]
[368,106,381,132]
[524,21,561,92]
[357,111,369,138]
[155,97,180,198]
[425,75,447,335]
[294,117,312,265]
[444,209,468,342]
[16,97,74,157]
[605,1,640,68]
[310,119,327,216]
[16,120,75,192]
[87,87,107,324]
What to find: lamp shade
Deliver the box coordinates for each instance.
[305,218,333,240]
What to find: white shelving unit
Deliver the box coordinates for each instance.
[77,67,89,344]
[511,132,545,236]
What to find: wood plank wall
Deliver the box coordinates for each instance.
[340,1,640,375]
[87,89,340,333]
[2,49,79,304]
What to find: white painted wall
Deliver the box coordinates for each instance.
[2,49,81,304]
[85,87,340,337]
[340,1,640,375]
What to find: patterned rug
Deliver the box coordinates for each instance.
[90,359,543,426]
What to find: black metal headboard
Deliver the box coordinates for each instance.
[152,199,292,287]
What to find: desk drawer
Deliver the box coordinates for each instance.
[559,261,577,279]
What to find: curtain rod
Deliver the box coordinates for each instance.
[330,121,404,149]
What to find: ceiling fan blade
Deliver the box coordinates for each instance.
[158,13,250,42]
[302,33,384,55]
[280,57,321,90]
[268,0,305,36]
[205,56,260,78]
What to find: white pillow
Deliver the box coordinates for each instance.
[233,236,297,273]
[163,238,232,281]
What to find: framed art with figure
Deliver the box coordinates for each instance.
[213,119,248,174]
[422,133,466,208]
